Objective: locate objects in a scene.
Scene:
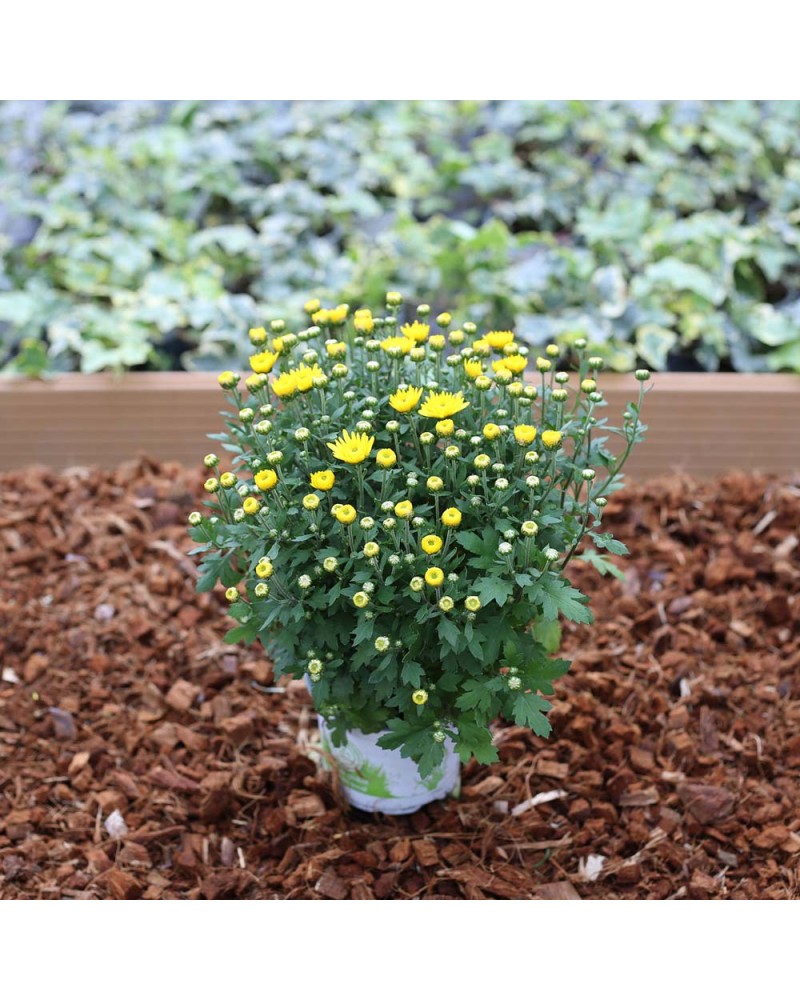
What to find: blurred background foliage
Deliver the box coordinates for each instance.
[2,99,800,375]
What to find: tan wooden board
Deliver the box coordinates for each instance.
[1,372,798,479]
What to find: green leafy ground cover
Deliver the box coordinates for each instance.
[2,100,800,374]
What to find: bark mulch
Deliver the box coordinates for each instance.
[1,459,798,900]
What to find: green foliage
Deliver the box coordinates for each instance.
[2,100,800,374]
[187,296,648,772]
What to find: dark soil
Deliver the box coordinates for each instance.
[1,459,798,899]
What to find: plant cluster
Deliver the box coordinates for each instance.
[2,100,800,376]
[189,294,649,774]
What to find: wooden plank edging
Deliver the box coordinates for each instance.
[1,372,798,479]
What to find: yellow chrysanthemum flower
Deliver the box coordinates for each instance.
[325,341,347,358]
[364,541,380,558]
[243,497,261,515]
[424,567,444,587]
[304,298,321,315]
[428,334,446,351]
[272,370,298,398]
[401,321,430,343]
[302,494,320,511]
[256,559,273,579]
[419,390,470,419]
[334,504,357,524]
[217,371,239,389]
[245,373,264,393]
[248,326,268,345]
[249,349,280,375]
[376,449,397,469]
[312,308,330,326]
[483,423,502,440]
[380,336,414,356]
[441,507,462,528]
[514,425,537,446]
[472,339,491,356]
[294,364,325,393]
[310,470,335,491]
[389,386,423,413]
[328,303,349,326]
[421,534,443,555]
[427,476,444,492]
[541,430,563,450]
[484,330,515,351]
[464,358,483,379]
[354,309,374,334]
[394,500,413,519]
[435,419,455,438]
[492,354,527,375]
[327,430,375,465]
[254,469,278,491]
[412,689,428,706]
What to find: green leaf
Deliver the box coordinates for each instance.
[532,619,562,654]
[400,660,423,687]
[636,257,725,305]
[352,617,375,646]
[636,323,678,369]
[473,576,515,607]
[437,617,461,651]
[453,531,484,554]
[525,656,571,695]
[377,721,445,778]
[531,574,594,624]
[454,719,499,765]
[589,532,629,556]
[511,691,553,737]
[454,679,495,715]
[224,621,258,645]
[577,548,626,581]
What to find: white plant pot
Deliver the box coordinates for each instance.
[315,714,461,815]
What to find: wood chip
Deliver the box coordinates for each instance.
[619,787,660,808]
[412,840,439,868]
[315,869,349,900]
[532,881,581,900]
[165,679,201,713]
[678,782,736,825]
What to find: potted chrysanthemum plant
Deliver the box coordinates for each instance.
[188,293,650,814]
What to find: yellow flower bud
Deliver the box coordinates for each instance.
[441,507,462,528]
[421,535,443,555]
[424,567,444,587]
[254,469,278,491]
[541,430,562,450]
[335,504,357,525]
